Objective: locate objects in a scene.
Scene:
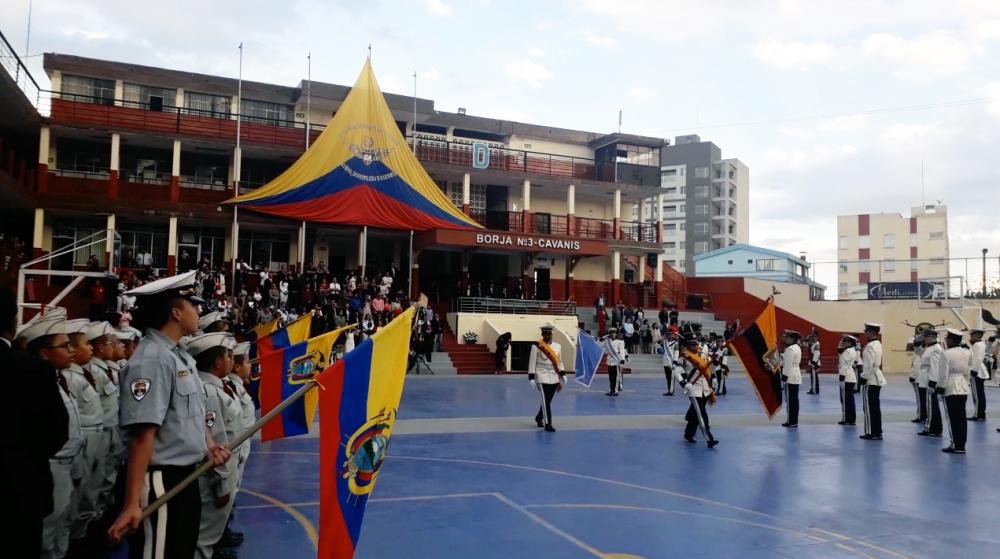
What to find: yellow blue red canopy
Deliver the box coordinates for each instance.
[228,60,481,231]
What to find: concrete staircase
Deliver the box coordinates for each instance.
[439,320,497,374]
[578,308,728,336]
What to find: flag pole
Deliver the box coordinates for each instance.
[232,42,243,294]
[412,71,417,155]
[133,378,319,524]
[408,229,414,299]
[305,52,311,149]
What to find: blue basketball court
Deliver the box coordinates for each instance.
[232,375,1000,558]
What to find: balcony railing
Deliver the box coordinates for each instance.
[456,297,576,316]
[409,136,595,182]
[0,29,41,108]
[618,221,658,243]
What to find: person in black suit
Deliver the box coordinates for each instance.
[0,290,70,557]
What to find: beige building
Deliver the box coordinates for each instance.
[837,205,950,300]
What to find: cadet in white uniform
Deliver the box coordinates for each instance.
[61,317,106,541]
[967,328,988,421]
[602,329,627,396]
[661,330,680,396]
[919,329,945,437]
[837,334,859,426]
[108,271,232,558]
[20,309,86,559]
[780,330,802,428]
[528,324,565,432]
[187,332,240,559]
[860,322,886,440]
[908,333,926,424]
[939,329,972,453]
[806,334,821,395]
[675,336,719,447]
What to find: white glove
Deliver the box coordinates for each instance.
[560,375,567,385]
[529,379,537,390]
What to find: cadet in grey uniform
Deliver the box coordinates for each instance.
[61,317,106,541]
[108,271,231,559]
[20,309,85,559]
[84,320,123,510]
[223,341,255,548]
[187,332,240,559]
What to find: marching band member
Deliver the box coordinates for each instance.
[806,333,821,395]
[602,328,627,396]
[837,335,859,426]
[780,330,802,428]
[860,323,886,441]
[676,336,719,448]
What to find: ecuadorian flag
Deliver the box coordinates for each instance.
[258,322,353,442]
[316,307,413,558]
[227,60,481,232]
[258,314,313,355]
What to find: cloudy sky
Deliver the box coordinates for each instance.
[3,0,999,294]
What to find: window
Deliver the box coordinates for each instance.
[859,261,872,272]
[929,231,945,240]
[680,222,686,231]
[694,241,708,254]
[61,74,115,105]
[727,259,733,265]
[883,234,895,249]
[238,231,291,270]
[664,187,677,195]
[186,92,232,118]
[910,233,918,246]
[883,258,895,272]
[665,242,676,249]
[694,166,709,178]
[859,235,870,248]
[667,260,677,266]
[911,261,918,272]
[677,203,686,214]
[123,83,177,108]
[694,204,708,215]
[663,169,677,177]
[694,185,709,198]
[756,259,776,271]
[240,99,294,126]
[838,262,848,273]
[679,241,686,250]
[694,223,708,235]
[839,283,849,296]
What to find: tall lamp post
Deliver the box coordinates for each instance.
[983,248,988,298]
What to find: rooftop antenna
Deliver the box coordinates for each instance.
[618,109,622,133]
[412,71,417,155]
[921,158,925,207]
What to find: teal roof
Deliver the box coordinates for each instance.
[692,243,810,267]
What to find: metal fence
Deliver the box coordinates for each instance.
[0,28,41,108]
[808,256,1000,300]
[456,297,577,315]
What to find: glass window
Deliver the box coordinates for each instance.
[883,234,895,248]
[694,166,709,178]
[694,223,708,235]
[186,92,232,118]
[61,74,115,105]
[679,241,686,250]
[123,83,177,108]
[237,232,292,270]
[859,261,872,272]
[929,231,945,240]
[694,185,709,198]
[756,259,776,271]
[241,99,294,127]
[930,257,945,265]
[664,186,677,195]
[910,233,918,246]
[838,262,848,272]
[838,235,849,250]
[694,204,708,215]
[859,235,870,248]
[694,241,708,254]
[883,259,895,272]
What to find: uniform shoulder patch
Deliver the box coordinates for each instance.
[205,410,217,428]
[178,369,191,377]
[130,378,151,401]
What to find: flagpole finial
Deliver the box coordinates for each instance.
[367,43,372,60]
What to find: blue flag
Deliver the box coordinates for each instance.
[574,329,604,388]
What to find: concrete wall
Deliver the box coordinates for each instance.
[507,135,593,159]
[448,312,580,370]
[742,277,1000,373]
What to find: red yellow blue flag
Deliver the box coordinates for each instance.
[316,306,413,558]
[258,322,354,442]
[257,313,313,355]
[227,60,481,231]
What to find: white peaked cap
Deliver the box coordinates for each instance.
[17,308,68,344]
[184,332,237,356]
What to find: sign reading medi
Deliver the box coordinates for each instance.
[867,281,937,300]
[476,233,582,251]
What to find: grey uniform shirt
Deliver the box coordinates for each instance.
[64,363,104,430]
[90,358,119,428]
[227,373,256,434]
[54,376,85,459]
[199,372,239,497]
[119,328,208,467]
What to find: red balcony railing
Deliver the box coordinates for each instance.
[410,136,595,182]
[574,216,615,240]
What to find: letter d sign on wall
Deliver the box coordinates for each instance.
[472,141,490,169]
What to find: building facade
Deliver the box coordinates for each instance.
[693,243,825,300]
[643,134,749,274]
[0,51,694,309]
[836,205,950,300]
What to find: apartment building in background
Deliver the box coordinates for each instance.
[836,205,950,299]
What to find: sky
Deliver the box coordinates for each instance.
[3,0,999,295]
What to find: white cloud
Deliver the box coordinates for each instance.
[628,86,652,99]
[581,27,616,47]
[752,39,838,71]
[504,59,552,87]
[423,0,452,16]
[880,122,957,145]
[527,45,545,58]
[980,83,1000,119]
[862,31,985,81]
[816,115,870,133]
[422,67,441,81]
